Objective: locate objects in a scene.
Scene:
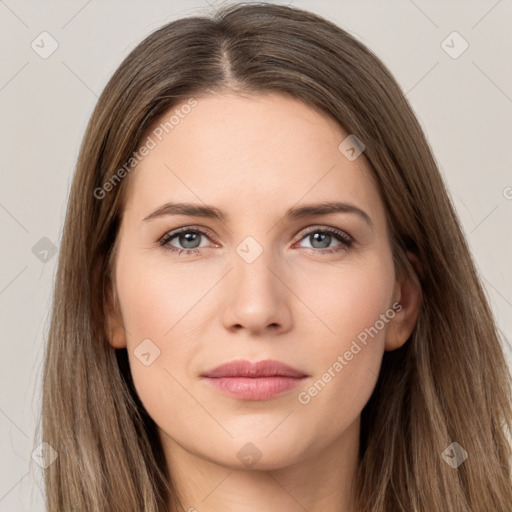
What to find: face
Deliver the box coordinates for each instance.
[107,92,417,472]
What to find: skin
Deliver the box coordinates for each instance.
[106,92,421,512]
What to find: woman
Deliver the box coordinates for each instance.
[39,3,512,511]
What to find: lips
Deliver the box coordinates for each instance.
[201,359,307,378]
[201,359,308,401]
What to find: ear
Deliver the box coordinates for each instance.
[105,279,127,349]
[384,251,423,351]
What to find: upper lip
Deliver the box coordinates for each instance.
[201,359,307,378]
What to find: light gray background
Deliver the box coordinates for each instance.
[1,1,511,510]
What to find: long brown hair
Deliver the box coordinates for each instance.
[38,2,512,510]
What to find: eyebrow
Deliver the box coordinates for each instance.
[142,201,373,228]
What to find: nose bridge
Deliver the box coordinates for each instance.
[233,234,280,298]
[223,233,288,331]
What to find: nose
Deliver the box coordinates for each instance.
[221,246,292,336]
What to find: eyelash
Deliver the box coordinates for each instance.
[158,226,353,256]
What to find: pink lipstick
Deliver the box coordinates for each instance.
[201,359,307,401]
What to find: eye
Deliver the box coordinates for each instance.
[159,227,215,255]
[159,226,353,256]
[294,226,353,254]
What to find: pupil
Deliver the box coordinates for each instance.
[181,232,199,249]
[312,232,330,249]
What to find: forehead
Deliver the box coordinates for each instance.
[122,92,385,227]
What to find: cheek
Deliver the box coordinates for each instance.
[332,264,394,342]
[294,250,395,346]
[294,253,395,418]
[114,249,200,405]
[116,247,204,343]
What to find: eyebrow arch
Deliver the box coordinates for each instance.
[142,201,373,228]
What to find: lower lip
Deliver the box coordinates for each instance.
[203,376,306,400]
